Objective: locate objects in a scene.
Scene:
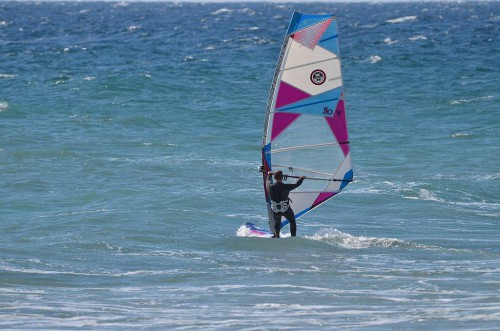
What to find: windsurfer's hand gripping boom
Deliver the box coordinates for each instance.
[258,165,306,180]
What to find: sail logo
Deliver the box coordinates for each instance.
[323,107,342,117]
[310,69,326,85]
[323,107,333,116]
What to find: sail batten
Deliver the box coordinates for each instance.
[270,164,334,177]
[262,11,353,227]
[281,56,340,72]
[271,142,341,153]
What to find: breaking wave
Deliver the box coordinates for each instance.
[386,16,417,24]
[306,228,411,249]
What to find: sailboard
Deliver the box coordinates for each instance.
[240,11,353,238]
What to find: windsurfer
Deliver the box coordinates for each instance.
[266,170,305,238]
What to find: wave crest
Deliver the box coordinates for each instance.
[306,228,409,249]
[0,101,8,112]
[386,16,417,24]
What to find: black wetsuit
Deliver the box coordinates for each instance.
[266,173,304,238]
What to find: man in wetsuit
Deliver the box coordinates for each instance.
[266,170,305,238]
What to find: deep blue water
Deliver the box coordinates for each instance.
[1,1,499,329]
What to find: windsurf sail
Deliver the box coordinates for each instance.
[261,12,353,229]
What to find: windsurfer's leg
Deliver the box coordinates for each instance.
[285,209,297,237]
[269,212,281,238]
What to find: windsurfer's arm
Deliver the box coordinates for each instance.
[266,171,273,190]
[287,176,305,190]
[296,176,305,186]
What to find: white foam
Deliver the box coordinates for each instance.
[346,187,384,194]
[113,2,129,8]
[306,228,407,249]
[386,16,417,24]
[451,132,469,138]
[369,55,382,64]
[236,224,253,237]
[475,173,500,181]
[211,8,232,15]
[0,101,7,112]
[451,95,493,105]
[405,188,445,202]
[236,224,272,238]
[383,38,398,45]
[409,35,427,41]
[127,25,141,32]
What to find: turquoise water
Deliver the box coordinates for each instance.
[1,1,499,329]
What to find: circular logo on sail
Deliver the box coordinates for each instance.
[310,69,326,85]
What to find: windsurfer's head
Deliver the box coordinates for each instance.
[274,170,283,181]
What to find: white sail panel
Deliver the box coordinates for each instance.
[281,41,342,95]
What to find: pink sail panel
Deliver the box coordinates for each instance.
[325,98,349,156]
[311,192,337,209]
[291,18,333,50]
[275,81,311,110]
[271,112,301,141]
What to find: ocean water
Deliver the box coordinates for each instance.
[1,1,499,329]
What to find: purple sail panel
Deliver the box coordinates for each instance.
[271,112,301,141]
[325,98,349,156]
[311,192,337,209]
[275,81,311,110]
